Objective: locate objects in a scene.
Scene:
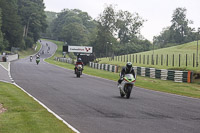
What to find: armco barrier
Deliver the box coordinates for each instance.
[54,57,73,64]
[89,62,193,83]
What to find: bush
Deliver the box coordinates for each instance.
[24,37,34,49]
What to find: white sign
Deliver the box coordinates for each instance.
[68,46,93,53]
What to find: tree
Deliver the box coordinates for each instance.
[116,10,144,44]
[153,7,196,48]
[49,9,97,44]
[170,7,193,43]
[17,0,47,48]
[95,4,147,57]
[0,0,24,49]
[61,22,88,46]
[0,8,4,51]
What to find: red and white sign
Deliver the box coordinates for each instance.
[68,46,93,53]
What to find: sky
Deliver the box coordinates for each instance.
[43,0,200,42]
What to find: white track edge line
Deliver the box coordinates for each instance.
[13,82,80,133]
[0,62,8,71]
[9,54,80,133]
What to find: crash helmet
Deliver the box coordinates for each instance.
[78,58,82,62]
[126,62,132,71]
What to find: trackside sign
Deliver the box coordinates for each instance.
[68,46,93,53]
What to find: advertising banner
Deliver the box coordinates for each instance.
[68,46,93,53]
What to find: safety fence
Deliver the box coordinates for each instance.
[89,62,193,83]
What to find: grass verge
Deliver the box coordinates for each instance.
[0,82,74,133]
[18,42,41,59]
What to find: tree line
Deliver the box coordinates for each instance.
[45,6,199,58]
[44,5,151,57]
[153,7,200,49]
[0,0,47,52]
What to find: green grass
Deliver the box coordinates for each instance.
[0,82,74,133]
[45,39,200,99]
[99,41,200,72]
[18,42,41,59]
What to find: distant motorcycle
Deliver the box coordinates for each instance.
[118,74,136,99]
[36,57,40,65]
[30,56,33,62]
[75,64,83,78]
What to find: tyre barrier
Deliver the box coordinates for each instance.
[89,62,193,83]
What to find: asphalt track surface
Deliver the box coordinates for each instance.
[11,40,200,133]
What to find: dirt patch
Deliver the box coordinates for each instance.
[0,103,7,114]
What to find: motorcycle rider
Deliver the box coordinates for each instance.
[30,55,33,62]
[74,58,84,73]
[118,62,136,85]
[36,54,40,65]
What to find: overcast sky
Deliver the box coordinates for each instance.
[43,0,200,41]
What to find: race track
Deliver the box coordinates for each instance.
[11,40,200,133]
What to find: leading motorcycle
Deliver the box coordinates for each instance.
[118,74,136,99]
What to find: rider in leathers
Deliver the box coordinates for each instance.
[74,58,84,74]
[118,62,136,84]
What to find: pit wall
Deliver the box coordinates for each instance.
[89,62,193,83]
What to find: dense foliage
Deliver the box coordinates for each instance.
[153,7,199,48]
[45,5,151,57]
[0,0,47,52]
[92,5,151,57]
[45,9,97,46]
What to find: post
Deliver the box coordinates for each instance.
[136,55,137,63]
[172,54,174,67]
[179,54,181,67]
[186,54,187,66]
[196,28,200,67]
[197,37,199,67]
[153,43,154,65]
[156,54,158,65]
[193,53,195,67]
[166,54,168,66]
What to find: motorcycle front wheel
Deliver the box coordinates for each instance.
[126,85,132,99]
[76,72,80,78]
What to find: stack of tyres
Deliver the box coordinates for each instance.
[155,69,161,79]
[145,67,150,77]
[167,70,175,81]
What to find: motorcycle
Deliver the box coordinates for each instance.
[76,64,83,78]
[118,74,136,99]
[36,58,40,65]
[30,56,33,62]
